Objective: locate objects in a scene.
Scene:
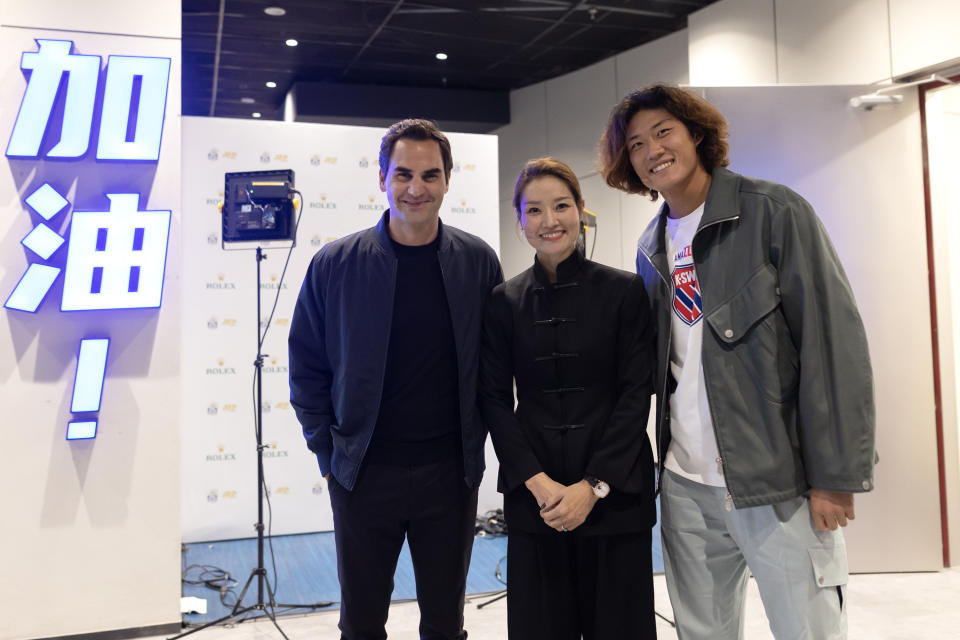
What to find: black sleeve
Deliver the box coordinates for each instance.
[288,253,336,476]
[584,276,656,493]
[479,287,543,493]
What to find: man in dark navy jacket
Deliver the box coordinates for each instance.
[289,119,503,640]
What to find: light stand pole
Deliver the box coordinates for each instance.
[171,247,331,639]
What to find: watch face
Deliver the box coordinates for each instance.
[594,481,610,498]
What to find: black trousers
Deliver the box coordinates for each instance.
[329,457,479,640]
[506,528,657,640]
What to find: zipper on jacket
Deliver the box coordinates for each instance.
[691,214,739,503]
[638,245,672,490]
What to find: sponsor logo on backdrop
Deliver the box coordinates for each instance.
[358,195,385,212]
[206,357,237,376]
[260,151,271,164]
[266,486,291,496]
[312,482,324,496]
[206,444,237,462]
[264,441,290,458]
[324,156,337,165]
[310,154,321,166]
[207,317,238,329]
[309,194,337,210]
[207,403,218,416]
[464,163,477,172]
[206,149,237,161]
[207,490,240,502]
[263,356,288,374]
[275,400,291,410]
[359,157,370,168]
[207,232,219,245]
[275,153,288,162]
[205,190,226,207]
[310,235,339,247]
[453,162,461,173]
[451,198,477,215]
[206,273,238,290]
[263,401,271,413]
[223,403,238,413]
[260,273,288,290]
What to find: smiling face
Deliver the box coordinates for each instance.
[519,175,583,268]
[380,137,449,243]
[626,107,711,215]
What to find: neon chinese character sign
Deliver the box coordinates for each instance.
[3,39,172,440]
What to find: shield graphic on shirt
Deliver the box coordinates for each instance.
[672,264,702,326]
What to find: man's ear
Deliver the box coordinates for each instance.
[379,170,386,192]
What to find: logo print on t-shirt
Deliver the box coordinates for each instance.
[672,264,702,325]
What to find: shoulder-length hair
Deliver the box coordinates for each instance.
[598,84,730,199]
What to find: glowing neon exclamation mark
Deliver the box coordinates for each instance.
[66,338,109,440]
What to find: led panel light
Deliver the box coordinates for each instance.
[4,263,61,312]
[25,183,69,220]
[66,420,98,440]
[22,223,65,259]
[71,338,109,412]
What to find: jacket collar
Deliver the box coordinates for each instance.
[533,248,586,285]
[637,167,742,261]
[375,209,450,255]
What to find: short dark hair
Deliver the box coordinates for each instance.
[598,84,730,199]
[513,157,584,222]
[379,118,453,179]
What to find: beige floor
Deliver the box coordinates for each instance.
[151,568,960,640]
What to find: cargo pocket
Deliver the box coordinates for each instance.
[809,542,848,610]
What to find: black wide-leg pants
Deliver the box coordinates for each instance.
[506,528,657,640]
[328,457,479,640]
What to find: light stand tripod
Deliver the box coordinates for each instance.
[171,246,332,639]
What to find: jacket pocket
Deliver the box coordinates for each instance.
[705,263,799,402]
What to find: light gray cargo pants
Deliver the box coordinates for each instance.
[660,469,848,640]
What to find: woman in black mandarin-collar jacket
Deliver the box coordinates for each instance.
[480,158,657,639]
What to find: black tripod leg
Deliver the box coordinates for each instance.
[167,604,259,640]
[476,590,507,609]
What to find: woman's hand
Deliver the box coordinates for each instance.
[541,480,599,532]
[525,472,565,513]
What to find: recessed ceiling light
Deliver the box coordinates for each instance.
[435,52,448,61]
[241,97,255,104]
[252,112,262,118]
[265,81,277,88]
[264,7,286,16]
[285,38,298,47]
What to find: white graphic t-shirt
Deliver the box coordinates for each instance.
[663,203,725,487]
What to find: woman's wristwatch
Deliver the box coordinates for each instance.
[585,475,610,498]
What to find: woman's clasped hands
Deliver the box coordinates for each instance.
[525,472,599,533]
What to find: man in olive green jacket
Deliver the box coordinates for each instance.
[600,84,875,640]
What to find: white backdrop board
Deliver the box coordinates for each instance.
[181,117,500,542]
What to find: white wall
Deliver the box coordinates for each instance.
[927,82,960,567]
[0,2,181,638]
[889,0,960,78]
[688,0,960,86]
